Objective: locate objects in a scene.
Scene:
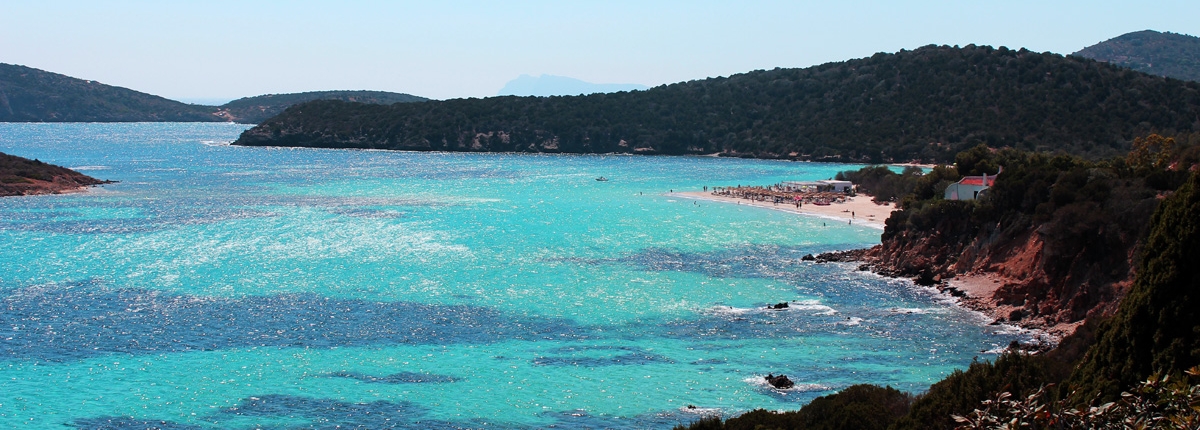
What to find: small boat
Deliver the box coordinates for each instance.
[595,176,608,182]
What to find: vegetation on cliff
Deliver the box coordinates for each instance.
[679,141,1200,429]
[674,385,913,430]
[234,45,1200,163]
[868,136,1199,328]
[1068,168,1200,402]
[1074,30,1200,82]
[0,151,110,196]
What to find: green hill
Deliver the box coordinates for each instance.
[0,63,427,123]
[233,45,1200,163]
[0,63,221,122]
[1074,30,1200,82]
[217,90,427,124]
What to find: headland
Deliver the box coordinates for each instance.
[0,152,112,196]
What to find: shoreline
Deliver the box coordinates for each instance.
[0,183,99,197]
[674,188,1065,345]
[945,273,1079,342]
[672,190,896,229]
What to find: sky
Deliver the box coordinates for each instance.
[2,0,1199,102]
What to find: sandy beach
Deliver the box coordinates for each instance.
[673,191,898,229]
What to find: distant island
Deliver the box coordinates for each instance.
[0,151,111,196]
[233,44,1200,164]
[497,74,648,97]
[0,63,427,123]
[1074,29,1200,82]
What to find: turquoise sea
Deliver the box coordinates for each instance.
[0,123,1028,429]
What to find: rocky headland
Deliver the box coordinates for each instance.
[812,143,1186,342]
[231,45,1200,164]
[0,152,112,196]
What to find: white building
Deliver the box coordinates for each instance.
[944,173,995,201]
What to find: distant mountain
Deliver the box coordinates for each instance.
[234,45,1200,163]
[1074,30,1200,82]
[216,91,428,124]
[0,151,111,196]
[0,63,222,122]
[498,74,648,97]
[0,63,428,123]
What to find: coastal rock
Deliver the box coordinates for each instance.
[764,374,795,389]
[812,249,868,263]
[855,203,1145,338]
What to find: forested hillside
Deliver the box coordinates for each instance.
[235,45,1200,163]
[0,63,426,123]
[217,90,427,123]
[1074,30,1200,82]
[0,63,220,122]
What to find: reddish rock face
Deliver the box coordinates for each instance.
[856,211,1141,338]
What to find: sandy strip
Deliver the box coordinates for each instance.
[672,191,898,229]
[945,273,1081,341]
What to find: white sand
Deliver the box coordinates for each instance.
[672,191,898,229]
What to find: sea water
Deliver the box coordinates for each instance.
[0,123,1027,428]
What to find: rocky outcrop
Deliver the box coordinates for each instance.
[0,152,111,196]
[840,212,1146,336]
[765,374,795,389]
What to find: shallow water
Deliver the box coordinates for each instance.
[0,123,1026,428]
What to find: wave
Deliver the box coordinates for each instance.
[743,376,831,392]
[841,316,864,326]
[704,299,837,317]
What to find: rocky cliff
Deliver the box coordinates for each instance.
[863,212,1143,336]
[829,147,1180,338]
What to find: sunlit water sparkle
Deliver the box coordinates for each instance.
[0,123,1027,429]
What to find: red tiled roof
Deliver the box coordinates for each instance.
[958,176,994,186]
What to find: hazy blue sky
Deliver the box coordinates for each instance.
[3,1,1198,101]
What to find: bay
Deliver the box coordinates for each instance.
[0,123,1026,428]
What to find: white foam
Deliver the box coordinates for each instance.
[705,305,754,316]
[69,165,109,171]
[679,406,723,415]
[887,277,1063,348]
[743,376,830,392]
[705,300,838,317]
[888,307,934,315]
[789,299,838,315]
